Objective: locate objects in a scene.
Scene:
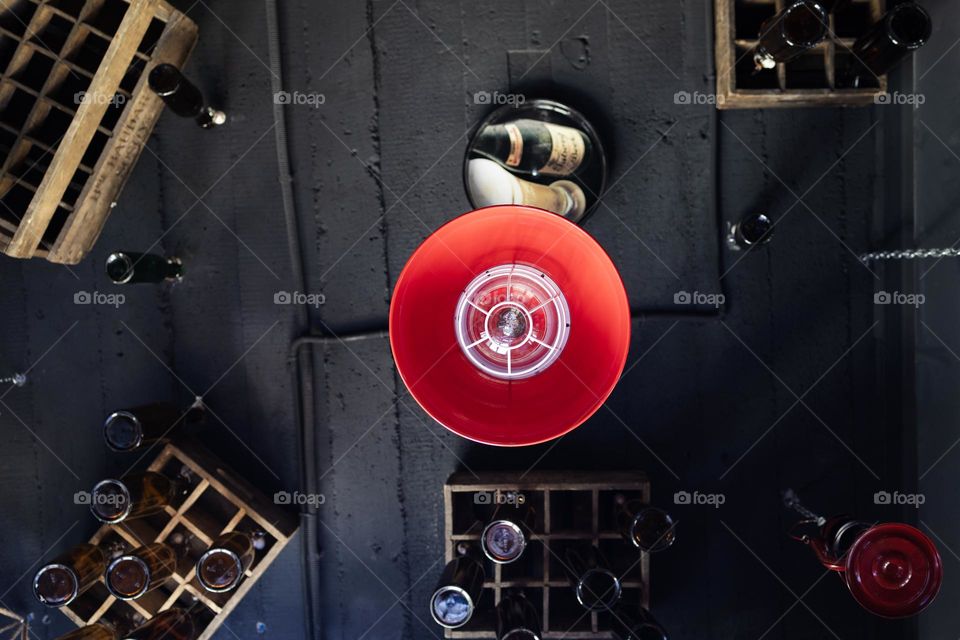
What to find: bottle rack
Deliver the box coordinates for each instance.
[714,0,887,109]
[443,471,651,639]
[0,0,198,264]
[59,439,299,640]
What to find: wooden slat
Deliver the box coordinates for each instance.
[49,7,196,263]
[7,0,158,257]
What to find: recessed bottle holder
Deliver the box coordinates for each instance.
[463,99,607,225]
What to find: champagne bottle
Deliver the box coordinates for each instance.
[105,543,177,600]
[90,472,178,524]
[124,609,199,640]
[480,494,535,565]
[468,159,586,220]
[104,403,204,453]
[195,531,259,593]
[473,119,590,177]
[54,623,120,640]
[34,543,107,607]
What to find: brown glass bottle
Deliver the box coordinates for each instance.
[195,531,257,593]
[148,64,226,129]
[105,543,177,600]
[54,623,120,640]
[754,1,828,69]
[34,543,107,607]
[842,2,932,86]
[104,403,204,453]
[90,472,177,524]
[615,499,676,553]
[124,609,199,640]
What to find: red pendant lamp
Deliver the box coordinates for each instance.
[389,205,631,446]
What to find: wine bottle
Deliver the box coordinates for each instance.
[105,543,177,600]
[473,119,590,177]
[430,550,485,629]
[148,64,226,129]
[124,609,199,640]
[54,623,120,640]
[754,1,828,69]
[34,543,107,607]
[842,2,931,86]
[195,531,259,593]
[727,213,774,251]
[90,472,178,524]
[564,544,621,612]
[106,252,183,284]
[615,498,676,553]
[480,495,535,565]
[468,159,586,220]
[610,605,669,640]
[496,591,541,640]
[104,403,204,453]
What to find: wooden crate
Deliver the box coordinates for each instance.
[60,439,299,640]
[443,471,651,639]
[0,0,198,264]
[715,0,887,109]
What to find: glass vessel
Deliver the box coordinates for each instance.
[195,531,257,593]
[34,543,107,607]
[843,2,932,86]
[104,403,203,453]
[148,64,226,129]
[430,554,485,629]
[496,591,541,640]
[754,1,828,69]
[107,252,183,284]
[615,500,676,553]
[90,472,178,524]
[105,543,177,601]
[564,545,621,612]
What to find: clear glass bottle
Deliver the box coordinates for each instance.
[564,545,621,612]
[103,403,204,453]
[615,498,676,553]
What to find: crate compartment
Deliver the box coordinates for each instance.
[0,32,20,74]
[66,26,111,74]
[0,87,36,129]
[50,0,89,20]
[29,10,75,55]
[0,0,39,37]
[549,491,592,533]
[11,49,56,93]
[83,0,128,37]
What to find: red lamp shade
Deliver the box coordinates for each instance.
[845,523,942,618]
[389,205,631,446]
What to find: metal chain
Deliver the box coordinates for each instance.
[860,247,960,264]
[782,489,826,526]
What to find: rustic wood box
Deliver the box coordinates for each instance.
[60,439,299,640]
[714,0,887,109]
[443,471,651,639]
[0,0,198,264]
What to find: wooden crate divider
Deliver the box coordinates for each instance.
[59,439,299,640]
[443,471,651,639]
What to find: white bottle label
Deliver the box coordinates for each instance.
[542,123,585,176]
[505,123,523,168]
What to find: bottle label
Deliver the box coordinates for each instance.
[505,123,523,168]
[541,123,585,176]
